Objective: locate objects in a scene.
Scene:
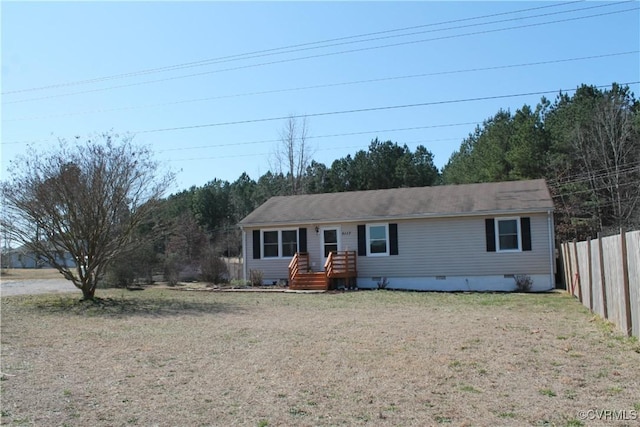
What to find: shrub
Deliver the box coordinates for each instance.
[200,251,228,284]
[103,245,158,288]
[103,263,135,288]
[249,269,264,287]
[164,253,181,286]
[377,277,389,290]
[514,274,533,292]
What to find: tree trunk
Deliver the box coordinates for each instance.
[80,277,98,301]
[81,283,96,300]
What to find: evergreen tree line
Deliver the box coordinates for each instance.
[120,83,638,284]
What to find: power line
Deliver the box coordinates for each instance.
[156,122,480,153]
[163,2,622,70]
[5,51,635,122]
[547,160,640,183]
[1,122,480,147]
[547,164,640,187]
[132,82,640,135]
[1,123,481,149]
[165,138,462,163]
[4,4,636,105]
[1,1,586,95]
[551,179,640,197]
[2,82,638,147]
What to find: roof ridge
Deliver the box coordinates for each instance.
[240,179,553,226]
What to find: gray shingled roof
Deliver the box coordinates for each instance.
[239,179,554,227]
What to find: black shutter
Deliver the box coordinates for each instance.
[299,227,307,253]
[252,230,261,259]
[357,225,366,256]
[389,223,399,255]
[485,219,496,252]
[521,217,532,251]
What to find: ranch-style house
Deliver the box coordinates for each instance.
[238,179,556,292]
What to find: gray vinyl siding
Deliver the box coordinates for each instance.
[244,212,552,282]
[245,229,294,282]
[357,213,551,278]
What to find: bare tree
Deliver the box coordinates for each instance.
[1,133,174,300]
[572,86,640,232]
[271,115,313,195]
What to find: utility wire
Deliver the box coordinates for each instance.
[166,138,461,163]
[547,161,640,182]
[2,122,480,147]
[165,146,638,173]
[3,82,638,146]
[146,2,620,70]
[547,164,640,187]
[4,51,635,122]
[1,1,586,95]
[133,82,640,135]
[2,82,638,146]
[156,122,480,153]
[551,179,640,197]
[3,4,636,105]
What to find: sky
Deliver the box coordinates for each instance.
[1,1,639,194]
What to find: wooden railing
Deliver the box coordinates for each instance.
[289,251,357,290]
[288,252,309,285]
[325,251,357,279]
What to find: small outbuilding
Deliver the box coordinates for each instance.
[1,244,76,269]
[238,179,555,292]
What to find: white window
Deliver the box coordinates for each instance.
[281,230,298,257]
[367,224,389,256]
[263,230,279,258]
[496,218,521,252]
[262,229,298,258]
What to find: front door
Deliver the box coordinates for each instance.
[320,227,340,266]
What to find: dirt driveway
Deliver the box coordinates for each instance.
[1,279,78,296]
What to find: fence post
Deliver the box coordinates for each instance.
[565,243,572,294]
[573,239,582,303]
[587,238,593,312]
[597,232,608,319]
[564,243,572,295]
[620,228,632,337]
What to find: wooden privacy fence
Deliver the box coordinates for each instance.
[560,229,639,337]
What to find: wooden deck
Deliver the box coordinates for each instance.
[288,251,357,291]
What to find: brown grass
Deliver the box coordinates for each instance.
[1,290,639,426]
[0,268,65,281]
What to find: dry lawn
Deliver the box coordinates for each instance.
[1,289,639,426]
[1,268,66,281]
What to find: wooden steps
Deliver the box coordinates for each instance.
[289,272,328,291]
[288,251,357,291]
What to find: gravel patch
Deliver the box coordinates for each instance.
[1,279,79,296]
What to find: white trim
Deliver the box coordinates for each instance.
[280,229,299,258]
[261,228,299,259]
[320,226,341,264]
[495,217,522,252]
[242,230,247,281]
[366,223,390,257]
[261,230,279,258]
[547,210,556,287]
